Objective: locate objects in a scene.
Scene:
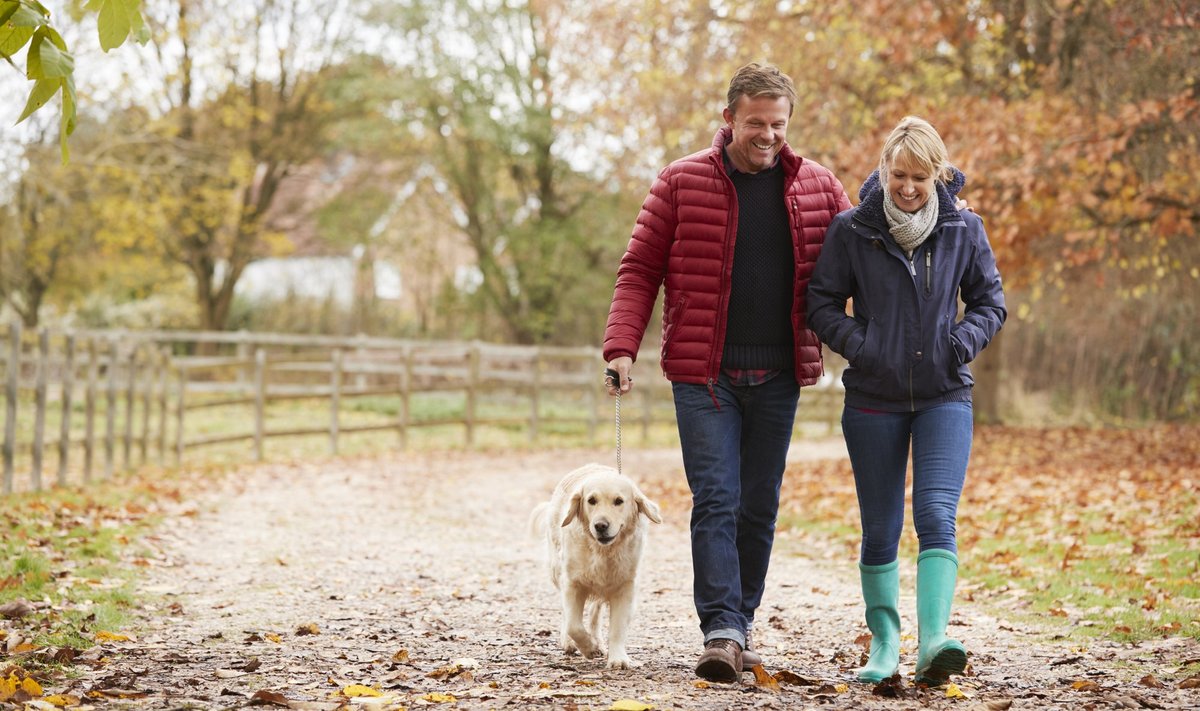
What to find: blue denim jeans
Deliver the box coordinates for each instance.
[672,371,799,646]
[841,402,973,566]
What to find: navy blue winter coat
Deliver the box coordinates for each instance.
[806,169,1006,412]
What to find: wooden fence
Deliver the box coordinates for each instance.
[1,324,845,494]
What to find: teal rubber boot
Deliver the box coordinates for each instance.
[857,560,900,683]
[914,549,967,685]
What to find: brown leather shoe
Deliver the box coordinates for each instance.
[741,633,762,668]
[695,639,743,682]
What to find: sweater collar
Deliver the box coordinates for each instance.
[856,166,966,230]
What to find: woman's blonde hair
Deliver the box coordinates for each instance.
[879,116,953,183]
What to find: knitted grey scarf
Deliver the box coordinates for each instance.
[882,185,938,254]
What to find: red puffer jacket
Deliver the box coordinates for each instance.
[603,127,851,387]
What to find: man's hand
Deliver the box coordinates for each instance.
[605,356,634,396]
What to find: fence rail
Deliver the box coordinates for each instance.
[1,324,845,494]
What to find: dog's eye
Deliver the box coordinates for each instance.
[613,497,624,506]
[587,496,597,506]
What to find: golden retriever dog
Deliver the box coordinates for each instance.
[530,463,662,669]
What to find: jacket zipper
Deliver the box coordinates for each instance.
[925,246,932,297]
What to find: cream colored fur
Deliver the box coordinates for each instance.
[530,463,662,669]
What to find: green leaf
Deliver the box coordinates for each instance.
[59,74,76,164]
[35,30,72,78]
[0,2,21,27]
[26,29,43,77]
[16,76,58,123]
[96,0,143,51]
[5,2,47,28]
[0,24,35,58]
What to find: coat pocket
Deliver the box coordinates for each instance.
[660,294,687,362]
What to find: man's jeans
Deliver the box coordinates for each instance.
[672,372,799,646]
[841,402,973,566]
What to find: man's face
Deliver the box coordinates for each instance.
[722,94,791,174]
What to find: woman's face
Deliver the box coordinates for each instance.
[885,152,935,213]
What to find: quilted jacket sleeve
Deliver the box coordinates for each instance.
[603,168,677,363]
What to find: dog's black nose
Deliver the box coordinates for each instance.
[594,521,609,534]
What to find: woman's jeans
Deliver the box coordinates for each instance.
[672,371,799,646]
[842,402,973,566]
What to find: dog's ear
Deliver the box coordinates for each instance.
[561,488,583,527]
[634,486,663,524]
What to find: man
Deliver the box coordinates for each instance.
[602,62,851,682]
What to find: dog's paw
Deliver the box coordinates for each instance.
[571,633,601,659]
[606,654,633,669]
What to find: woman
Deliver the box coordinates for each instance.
[807,116,1006,685]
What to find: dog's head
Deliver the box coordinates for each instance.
[561,470,662,545]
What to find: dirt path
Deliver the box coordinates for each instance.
[77,443,1198,710]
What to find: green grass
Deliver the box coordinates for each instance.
[1,479,166,653]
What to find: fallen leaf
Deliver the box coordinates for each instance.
[1138,674,1165,688]
[1179,675,1200,689]
[773,669,818,686]
[421,692,457,703]
[609,700,654,711]
[834,683,849,693]
[871,675,909,698]
[295,623,320,636]
[751,664,780,691]
[215,669,244,679]
[391,649,409,663]
[242,658,262,673]
[967,701,1013,711]
[1071,680,1101,691]
[40,694,81,707]
[341,684,382,698]
[692,680,710,689]
[248,689,290,706]
[94,631,131,643]
[0,599,35,619]
[87,688,150,700]
[946,683,967,698]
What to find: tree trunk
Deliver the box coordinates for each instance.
[972,329,1005,424]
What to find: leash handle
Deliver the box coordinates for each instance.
[604,368,622,476]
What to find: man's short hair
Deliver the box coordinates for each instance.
[727,63,797,117]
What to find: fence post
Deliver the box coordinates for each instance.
[466,344,479,447]
[398,347,411,450]
[3,322,20,494]
[139,344,152,465]
[84,337,97,483]
[529,350,541,443]
[156,347,169,466]
[105,338,117,479]
[122,343,137,471]
[32,328,49,490]
[235,330,250,387]
[640,386,652,443]
[58,332,76,487]
[586,357,598,444]
[254,348,266,462]
[174,366,187,465]
[330,349,342,456]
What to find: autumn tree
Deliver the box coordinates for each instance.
[127,0,357,334]
[366,0,633,344]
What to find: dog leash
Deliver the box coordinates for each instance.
[603,368,623,476]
